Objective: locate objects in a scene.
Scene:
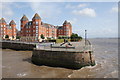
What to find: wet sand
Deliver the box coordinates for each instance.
[2,49,73,78]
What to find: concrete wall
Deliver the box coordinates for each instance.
[1,42,36,50]
[32,49,95,69]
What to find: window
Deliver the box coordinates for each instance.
[36,21,38,25]
[36,34,38,37]
[32,26,35,28]
[36,32,38,34]
[66,32,68,34]
[29,22,31,25]
[65,29,69,31]
[27,23,29,25]
[52,30,54,32]
[21,23,23,25]
[36,26,38,29]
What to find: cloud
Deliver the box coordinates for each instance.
[29,2,61,19]
[13,3,29,8]
[1,3,14,17]
[0,3,14,22]
[78,4,87,8]
[65,4,75,9]
[111,7,118,13]
[72,8,96,17]
[68,18,77,24]
[65,3,88,9]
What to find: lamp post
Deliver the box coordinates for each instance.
[85,30,87,46]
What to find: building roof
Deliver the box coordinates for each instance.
[21,15,29,21]
[63,20,68,24]
[63,20,71,25]
[42,23,56,28]
[57,26,63,29]
[42,23,49,28]
[9,20,16,25]
[64,20,67,23]
[0,18,6,23]
[32,13,41,20]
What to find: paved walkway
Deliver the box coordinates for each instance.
[36,39,92,52]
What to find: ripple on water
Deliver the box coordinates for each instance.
[67,63,101,78]
[17,73,28,77]
[104,70,118,78]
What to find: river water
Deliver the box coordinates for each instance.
[1,38,118,78]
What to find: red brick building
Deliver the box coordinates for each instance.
[57,20,72,37]
[20,13,72,42]
[0,18,16,40]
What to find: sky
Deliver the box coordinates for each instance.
[0,2,118,38]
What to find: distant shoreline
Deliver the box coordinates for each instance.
[88,37,119,39]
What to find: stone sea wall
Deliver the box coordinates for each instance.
[1,42,36,50]
[32,49,95,69]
